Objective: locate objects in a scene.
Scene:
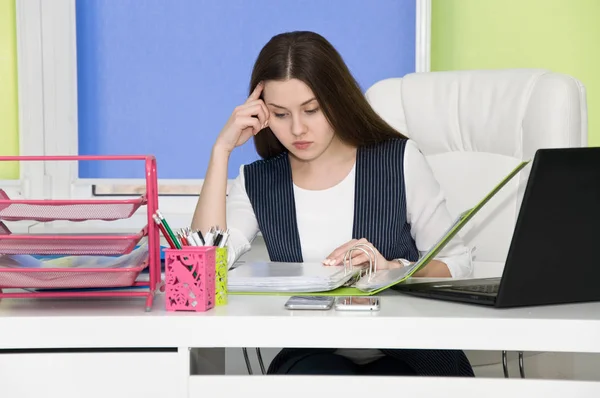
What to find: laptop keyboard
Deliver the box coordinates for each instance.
[452,284,499,294]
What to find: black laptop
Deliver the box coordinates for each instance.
[394,147,600,308]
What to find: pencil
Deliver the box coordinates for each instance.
[153,214,176,249]
[155,210,181,249]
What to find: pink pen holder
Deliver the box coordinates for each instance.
[164,246,215,312]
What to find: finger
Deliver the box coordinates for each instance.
[331,238,367,261]
[246,82,264,103]
[236,103,268,127]
[323,239,358,265]
[328,249,360,266]
[331,238,370,264]
[259,100,270,127]
[252,101,270,127]
[337,249,375,267]
[347,253,370,267]
[246,99,270,127]
[236,116,262,135]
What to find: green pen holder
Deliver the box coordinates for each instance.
[215,247,228,306]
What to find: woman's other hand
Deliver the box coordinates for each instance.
[214,82,270,153]
[322,238,403,270]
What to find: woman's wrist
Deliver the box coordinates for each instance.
[212,143,233,158]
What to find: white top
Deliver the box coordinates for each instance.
[225,139,473,277]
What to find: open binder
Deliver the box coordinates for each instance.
[228,160,529,296]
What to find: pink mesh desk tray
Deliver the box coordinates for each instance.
[0,189,147,222]
[0,155,162,311]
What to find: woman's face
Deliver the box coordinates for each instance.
[262,79,336,162]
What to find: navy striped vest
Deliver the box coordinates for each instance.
[243,138,420,263]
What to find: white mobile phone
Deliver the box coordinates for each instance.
[284,296,335,310]
[334,296,380,311]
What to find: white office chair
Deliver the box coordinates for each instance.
[365,68,588,378]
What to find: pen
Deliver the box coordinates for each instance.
[155,210,181,249]
[183,227,201,246]
[153,214,177,249]
[213,230,223,247]
[179,232,189,246]
[204,227,215,247]
[195,229,205,245]
[218,229,230,248]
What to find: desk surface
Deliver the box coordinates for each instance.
[1,292,599,353]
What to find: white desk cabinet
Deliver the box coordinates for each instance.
[0,350,181,398]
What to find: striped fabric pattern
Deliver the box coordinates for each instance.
[243,152,303,262]
[352,138,420,261]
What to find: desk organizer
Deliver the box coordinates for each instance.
[0,155,161,311]
[165,246,215,312]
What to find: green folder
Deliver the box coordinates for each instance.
[230,160,530,297]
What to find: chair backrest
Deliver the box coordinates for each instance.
[366,69,587,277]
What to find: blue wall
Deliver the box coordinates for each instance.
[76,0,417,179]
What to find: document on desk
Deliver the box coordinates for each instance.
[228,261,361,293]
[229,160,530,296]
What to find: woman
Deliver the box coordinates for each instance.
[192,31,474,376]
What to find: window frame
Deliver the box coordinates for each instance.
[0,0,49,233]
[15,0,431,232]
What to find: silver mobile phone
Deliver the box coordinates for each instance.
[284,296,335,310]
[334,296,380,311]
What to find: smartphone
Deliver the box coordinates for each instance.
[334,296,380,311]
[284,296,335,310]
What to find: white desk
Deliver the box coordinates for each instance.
[1,292,600,397]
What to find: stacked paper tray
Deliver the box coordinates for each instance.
[0,222,147,256]
[0,189,146,222]
[0,244,150,289]
[227,261,360,293]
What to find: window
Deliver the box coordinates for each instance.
[16,0,431,232]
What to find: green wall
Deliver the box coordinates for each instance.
[431,0,600,146]
[0,0,19,178]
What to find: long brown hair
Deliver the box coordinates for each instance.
[249,31,407,159]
